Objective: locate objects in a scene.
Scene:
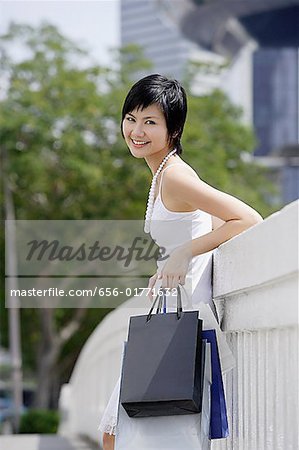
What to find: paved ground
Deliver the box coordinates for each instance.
[0,434,100,450]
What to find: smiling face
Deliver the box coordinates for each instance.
[122,103,172,159]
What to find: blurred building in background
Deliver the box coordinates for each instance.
[121,0,299,205]
[120,0,195,80]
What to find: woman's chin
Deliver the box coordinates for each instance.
[128,147,149,158]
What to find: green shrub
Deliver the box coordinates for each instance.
[19,409,60,434]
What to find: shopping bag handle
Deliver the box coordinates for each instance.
[146,285,183,322]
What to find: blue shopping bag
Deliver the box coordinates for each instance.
[202,329,229,439]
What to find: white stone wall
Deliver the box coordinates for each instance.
[212,200,298,450]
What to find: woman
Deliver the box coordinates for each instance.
[99,74,263,450]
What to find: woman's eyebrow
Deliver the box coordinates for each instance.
[127,113,160,119]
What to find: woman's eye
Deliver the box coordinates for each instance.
[126,117,155,125]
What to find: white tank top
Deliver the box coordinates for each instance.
[149,163,214,310]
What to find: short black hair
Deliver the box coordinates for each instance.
[121,74,187,155]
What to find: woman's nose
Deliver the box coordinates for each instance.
[131,123,145,137]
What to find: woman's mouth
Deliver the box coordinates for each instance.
[131,139,150,148]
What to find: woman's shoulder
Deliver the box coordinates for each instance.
[159,161,202,210]
[161,161,200,188]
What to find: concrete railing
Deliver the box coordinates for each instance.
[58,200,299,449]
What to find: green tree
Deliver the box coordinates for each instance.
[182,89,278,215]
[0,23,152,409]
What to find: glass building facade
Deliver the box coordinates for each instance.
[121,0,196,80]
[253,48,298,157]
[253,48,299,202]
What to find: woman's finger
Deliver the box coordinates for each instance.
[146,273,157,300]
[161,274,169,289]
[179,275,186,285]
[170,274,180,290]
[147,273,157,288]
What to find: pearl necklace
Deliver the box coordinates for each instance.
[144,148,177,233]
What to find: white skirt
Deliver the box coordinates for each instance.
[98,376,121,436]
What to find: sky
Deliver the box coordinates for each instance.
[0,0,120,65]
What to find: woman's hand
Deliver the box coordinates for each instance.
[147,272,159,301]
[159,245,191,289]
[147,245,192,300]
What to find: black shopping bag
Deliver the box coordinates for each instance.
[120,286,204,418]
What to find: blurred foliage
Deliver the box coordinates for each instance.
[0,24,151,221]
[19,408,59,433]
[0,24,153,405]
[182,89,279,214]
[0,22,281,406]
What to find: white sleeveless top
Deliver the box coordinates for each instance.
[149,163,214,310]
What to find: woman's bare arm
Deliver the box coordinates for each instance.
[163,167,263,257]
[212,215,225,230]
